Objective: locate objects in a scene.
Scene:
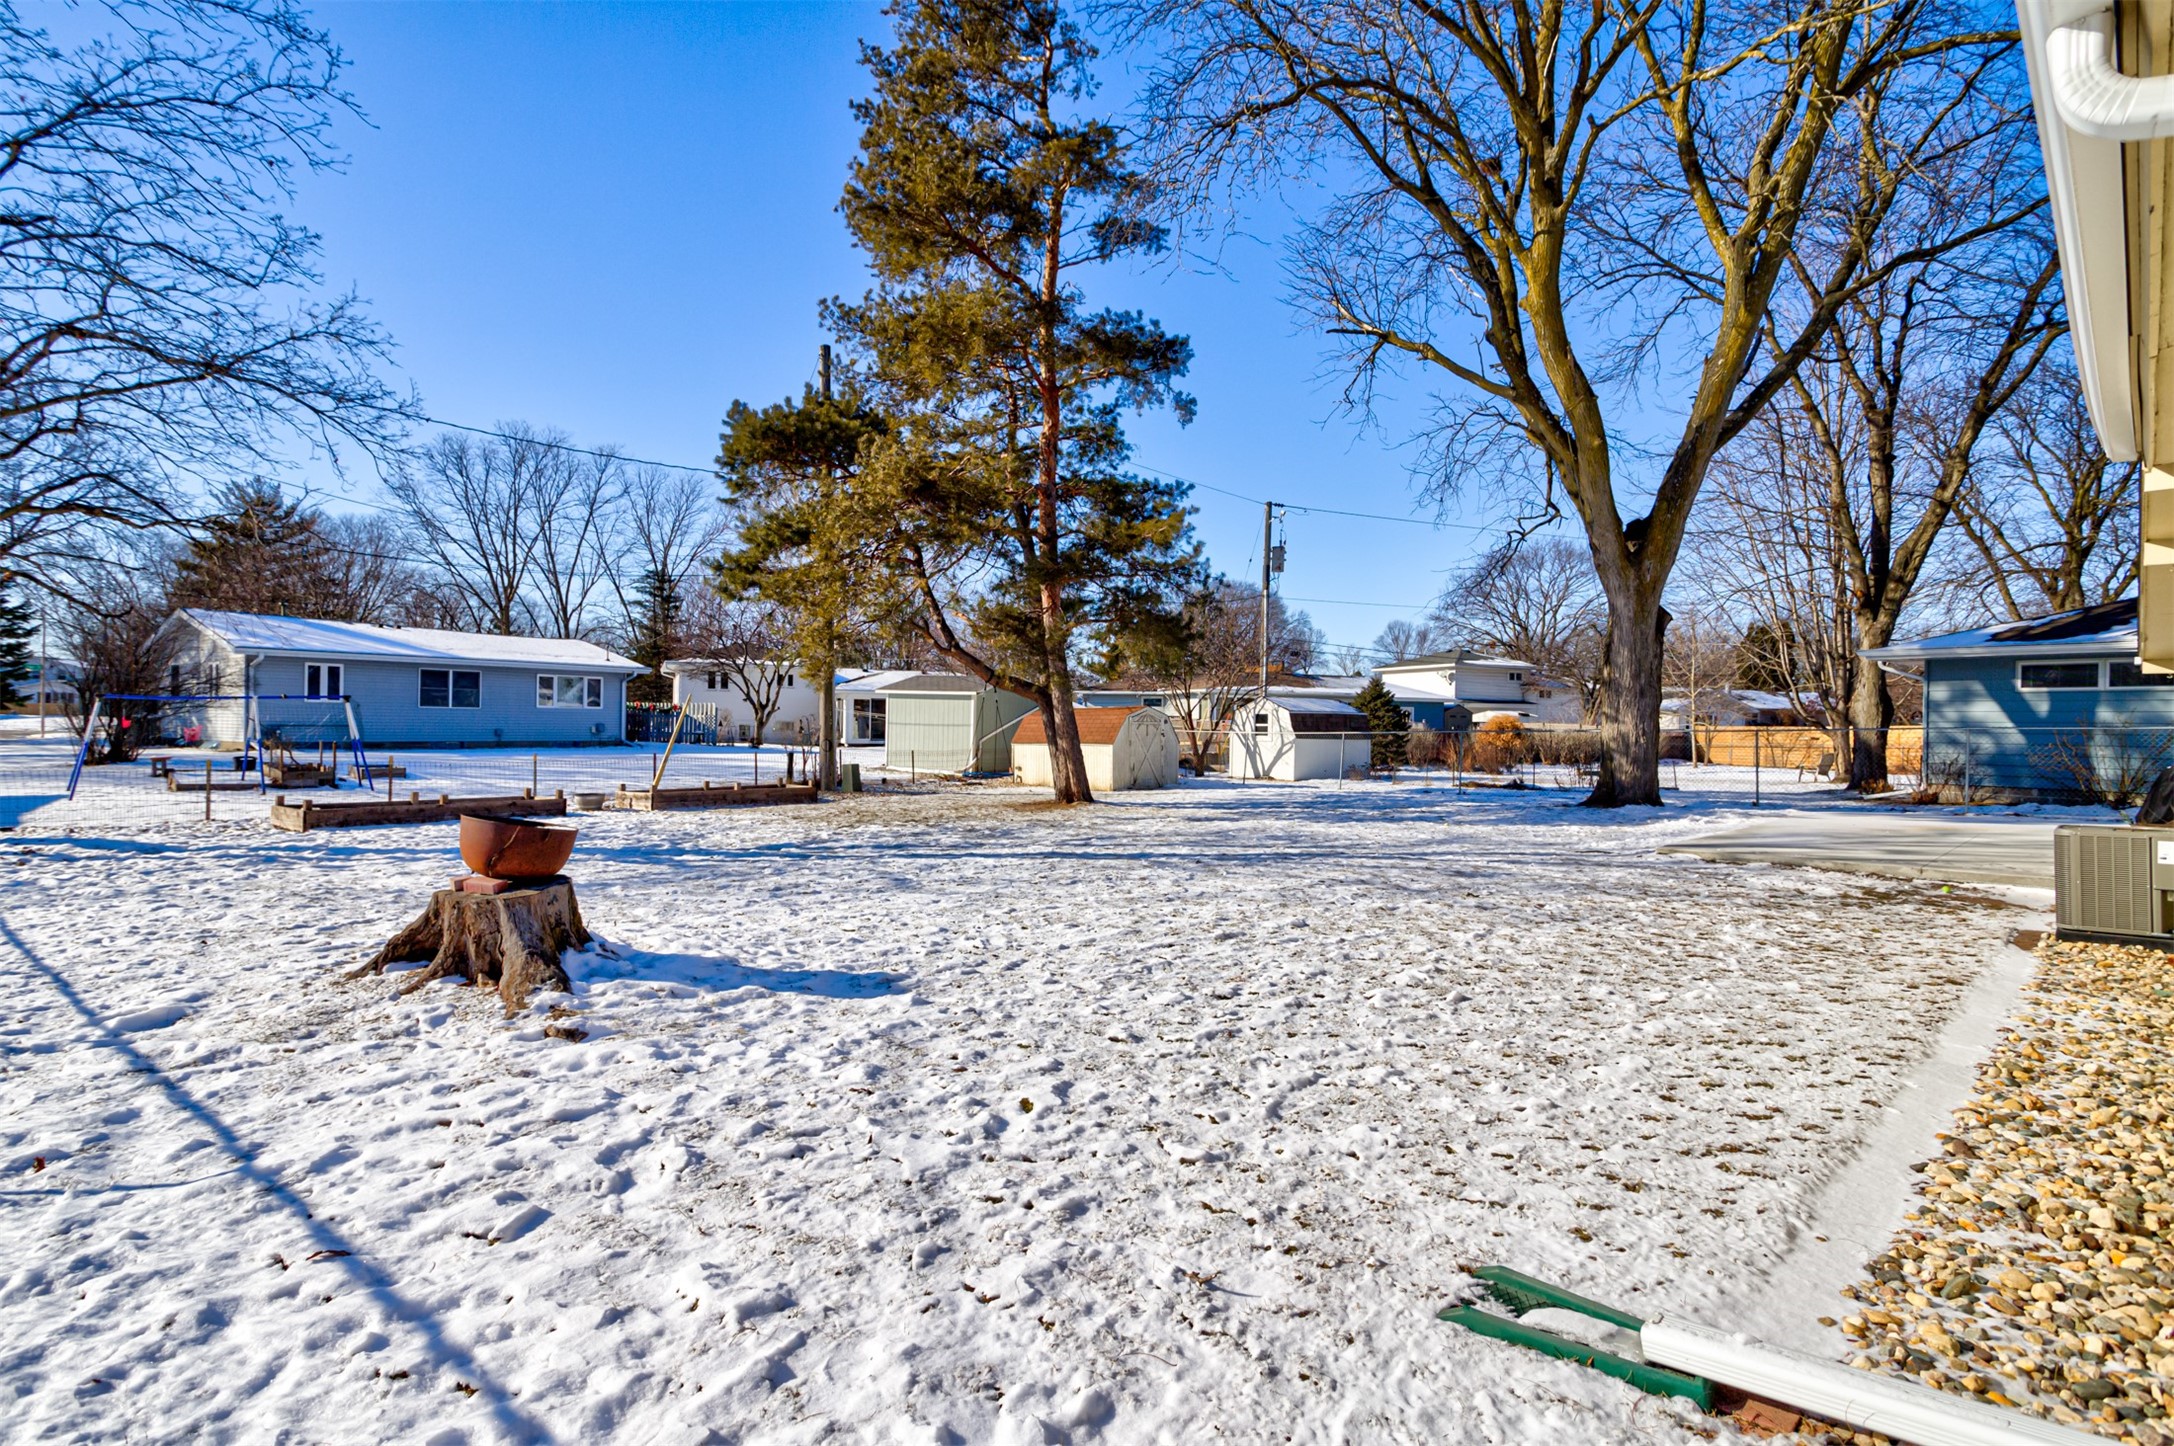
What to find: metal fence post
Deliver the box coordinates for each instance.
[1753,728,1761,807]
[203,760,212,822]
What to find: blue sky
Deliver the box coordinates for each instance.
[297,1,1533,657]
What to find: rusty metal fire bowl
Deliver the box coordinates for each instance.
[457,813,579,881]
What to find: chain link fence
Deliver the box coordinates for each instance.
[5,715,2159,832]
[0,735,855,831]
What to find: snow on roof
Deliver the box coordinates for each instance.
[1255,695,1367,717]
[876,672,985,694]
[173,610,642,670]
[834,669,921,694]
[1660,688,1796,713]
[1863,598,2138,662]
[1378,650,1537,672]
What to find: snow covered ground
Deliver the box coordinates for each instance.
[0,778,2044,1443]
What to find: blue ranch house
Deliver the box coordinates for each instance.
[153,610,646,749]
[1865,598,2174,802]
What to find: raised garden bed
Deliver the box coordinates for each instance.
[263,763,334,788]
[166,773,262,793]
[269,789,569,833]
[614,781,818,811]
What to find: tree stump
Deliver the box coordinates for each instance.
[351,878,590,1015]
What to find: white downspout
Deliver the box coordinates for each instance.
[2041,8,2174,139]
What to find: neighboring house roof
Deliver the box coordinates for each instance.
[661,657,802,676]
[1864,599,2139,663]
[834,669,922,695]
[876,672,987,695]
[1377,650,1537,673]
[1014,706,1143,747]
[1255,696,1367,717]
[164,609,644,672]
[1660,689,1798,717]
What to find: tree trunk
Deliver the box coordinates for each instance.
[1040,668,1094,803]
[817,653,838,790]
[351,880,590,1016]
[1846,639,1896,793]
[1586,595,1668,807]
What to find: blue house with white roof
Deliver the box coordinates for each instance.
[153,610,646,749]
[1865,598,2174,800]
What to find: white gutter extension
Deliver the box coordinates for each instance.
[2019,0,2151,462]
[1642,1316,2101,1446]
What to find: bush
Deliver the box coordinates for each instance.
[1464,716,1529,773]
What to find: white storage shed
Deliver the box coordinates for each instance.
[1227,696,1371,781]
[1012,706,1181,791]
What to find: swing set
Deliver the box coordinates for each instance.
[65,693,372,800]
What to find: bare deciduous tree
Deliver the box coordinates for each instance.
[1950,360,2139,620]
[1139,579,1324,773]
[1783,255,2065,790]
[1371,618,1448,663]
[1431,539,1606,719]
[687,600,797,746]
[528,452,622,641]
[0,0,409,601]
[388,427,564,635]
[607,464,729,653]
[1125,0,2026,804]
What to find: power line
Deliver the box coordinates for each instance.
[418,415,716,476]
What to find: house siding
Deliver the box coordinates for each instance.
[255,656,629,747]
[1924,653,2174,794]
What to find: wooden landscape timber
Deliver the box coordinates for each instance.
[263,763,334,787]
[614,780,818,811]
[167,773,261,793]
[270,789,568,832]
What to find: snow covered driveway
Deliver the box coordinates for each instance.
[0,784,2032,1443]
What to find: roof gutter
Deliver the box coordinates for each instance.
[2020,0,2147,460]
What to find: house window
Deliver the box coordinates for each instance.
[538,674,602,708]
[168,664,182,695]
[420,668,481,708]
[305,662,343,698]
[1252,711,1270,734]
[2017,661,2101,690]
[2108,660,2174,689]
[852,697,886,742]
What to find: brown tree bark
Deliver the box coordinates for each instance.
[352,881,590,1017]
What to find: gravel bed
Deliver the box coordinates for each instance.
[1833,938,2174,1443]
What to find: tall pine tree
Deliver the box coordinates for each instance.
[626,566,682,704]
[169,480,349,618]
[822,0,1200,803]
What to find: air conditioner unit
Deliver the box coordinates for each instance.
[2054,824,2174,944]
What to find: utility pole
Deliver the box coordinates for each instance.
[1259,500,1274,708]
[816,343,840,792]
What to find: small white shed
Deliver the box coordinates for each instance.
[1012,706,1181,791]
[1227,696,1371,781]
